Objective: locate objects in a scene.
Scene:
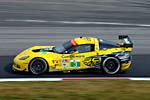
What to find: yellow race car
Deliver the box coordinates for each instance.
[12,35,133,75]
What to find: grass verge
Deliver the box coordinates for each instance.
[0,81,150,100]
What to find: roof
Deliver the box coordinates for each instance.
[73,37,97,45]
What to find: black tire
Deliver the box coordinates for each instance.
[102,57,120,75]
[29,58,48,75]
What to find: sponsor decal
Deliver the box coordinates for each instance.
[52,60,59,65]
[62,63,68,68]
[61,60,70,68]
[41,52,48,54]
[82,37,91,41]
[62,55,84,58]
[70,60,80,68]
[83,56,101,66]
[42,48,53,51]
[61,60,80,68]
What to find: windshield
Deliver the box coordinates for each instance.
[53,40,74,53]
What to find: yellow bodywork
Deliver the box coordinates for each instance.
[13,37,133,73]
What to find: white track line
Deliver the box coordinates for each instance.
[0,78,150,81]
[63,77,130,80]
[130,78,150,81]
[0,78,62,82]
[6,19,150,27]
[6,19,48,23]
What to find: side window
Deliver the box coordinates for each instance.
[68,44,94,54]
[99,42,118,50]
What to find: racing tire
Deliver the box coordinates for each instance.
[102,57,120,75]
[29,58,48,75]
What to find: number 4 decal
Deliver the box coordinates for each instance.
[70,60,80,67]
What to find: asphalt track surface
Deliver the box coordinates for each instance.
[0,0,150,78]
[1,0,150,27]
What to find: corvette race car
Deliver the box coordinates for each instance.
[12,35,133,75]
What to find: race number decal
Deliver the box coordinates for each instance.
[70,60,80,68]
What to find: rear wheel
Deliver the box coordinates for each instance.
[29,58,48,75]
[102,57,120,75]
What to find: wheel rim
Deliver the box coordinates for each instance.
[30,58,47,75]
[103,57,120,74]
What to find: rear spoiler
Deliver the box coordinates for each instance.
[118,35,133,47]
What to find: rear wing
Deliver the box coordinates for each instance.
[118,35,133,48]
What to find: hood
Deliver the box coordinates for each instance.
[15,46,56,59]
[30,46,55,53]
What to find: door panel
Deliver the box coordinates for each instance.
[72,51,100,69]
[58,44,101,70]
[59,52,98,70]
[59,54,73,70]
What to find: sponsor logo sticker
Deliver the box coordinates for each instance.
[70,60,80,68]
[61,60,70,68]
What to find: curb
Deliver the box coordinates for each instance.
[0,77,150,82]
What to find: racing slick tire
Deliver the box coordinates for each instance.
[102,57,120,75]
[29,58,48,75]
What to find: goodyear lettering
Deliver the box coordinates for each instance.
[62,55,84,58]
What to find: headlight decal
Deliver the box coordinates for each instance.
[116,52,130,60]
[19,55,29,60]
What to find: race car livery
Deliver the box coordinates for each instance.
[12,35,133,75]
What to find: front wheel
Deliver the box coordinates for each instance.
[29,58,48,75]
[102,57,120,75]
